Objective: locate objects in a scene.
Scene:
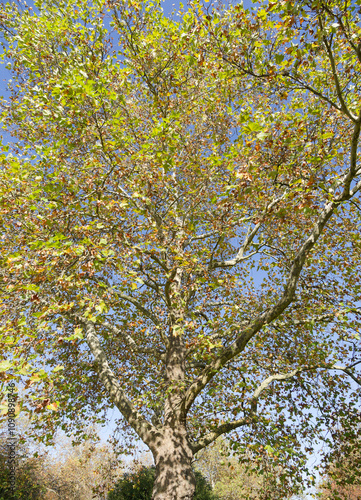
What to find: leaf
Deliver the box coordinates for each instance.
[46,402,58,411]
[65,328,84,341]
[0,360,13,372]
[53,365,64,373]
[246,122,263,132]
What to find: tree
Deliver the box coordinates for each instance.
[40,433,124,500]
[0,429,47,499]
[194,437,295,500]
[317,408,361,500]
[318,480,361,500]
[0,416,124,500]
[0,0,361,498]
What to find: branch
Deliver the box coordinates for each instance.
[341,112,361,197]
[184,200,336,412]
[101,320,165,360]
[211,250,259,269]
[332,361,361,386]
[186,231,219,245]
[285,73,344,114]
[191,416,252,453]
[322,34,357,122]
[192,356,361,453]
[210,194,286,269]
[192,364,324,453]
[350,199,361,212]
[350,177,361,196]
[184,127,361,412]
[221,47,346,120]
[81,319,156,442]
[273,308,361,329]
[250,369,301,410]
[320,4,361,66]
[192,367,308,453]
[114,291,160,326]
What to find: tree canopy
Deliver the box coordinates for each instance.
[0,0,360,498]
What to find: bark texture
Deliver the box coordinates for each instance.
[150,426,196,500]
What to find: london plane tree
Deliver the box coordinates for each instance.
[0,0,361,499]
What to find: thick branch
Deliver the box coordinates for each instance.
[183,195,337,413]
[101,320,165,359]
[186,231,219,246]
[341,113,361,197]
[81,320,156,442]
[192,368,304,453]
[333,361,361,386]
[251,369,301,407]
[191,416,251,453]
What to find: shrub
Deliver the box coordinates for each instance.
[108,466,218,500]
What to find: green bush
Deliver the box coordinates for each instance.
[108,466,218,500]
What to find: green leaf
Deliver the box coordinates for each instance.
[0,360,13,372]
[53,365,64,373]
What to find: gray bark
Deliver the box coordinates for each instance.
[149,426,196,500]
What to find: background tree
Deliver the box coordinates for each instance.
[0,0,361,499]
[0,427,47,500]
[316,407,361,500]
[317,480,361,500]
[194,437,295,500]
[0,420,124,499]
[40,433,124,500]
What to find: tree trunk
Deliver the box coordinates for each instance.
[150,425,196,500]
[149,300,195,499]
